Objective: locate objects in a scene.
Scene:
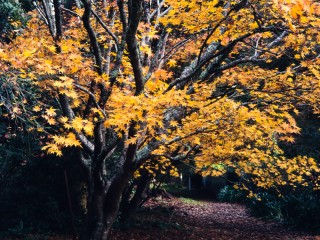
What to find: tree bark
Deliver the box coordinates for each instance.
[121,172,151,222]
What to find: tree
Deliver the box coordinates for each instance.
[0,0,319,239]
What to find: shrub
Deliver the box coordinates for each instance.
[217,185,246,203]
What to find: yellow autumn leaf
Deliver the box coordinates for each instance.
[71,116,84,132]
[46,107,57,117]
[47,117,56,125]
[32,105,41,112]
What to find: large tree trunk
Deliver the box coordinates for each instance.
[80,153,135,240]
[80,178,126,240]
[121,172,151,222]
[102,177,131,238]
[84,184,107,240]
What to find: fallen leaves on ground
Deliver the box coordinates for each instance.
[110,197,319,240]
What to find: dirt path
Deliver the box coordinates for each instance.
[110,197,319,240]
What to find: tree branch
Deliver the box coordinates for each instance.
[81,0,103,75]
[73,83,107,119]
[53,0,63,41]
[59,94,95,154]
[126,0,145,95]
[164,26,284,92]
[91,9,119,51]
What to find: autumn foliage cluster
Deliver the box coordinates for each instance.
[0,0,320,239]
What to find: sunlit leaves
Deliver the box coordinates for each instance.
[33,105,41,112]
[0,0,319,196]
[42,132,82,156]
[70,116,94,136]
[45,107,56,117]
[235,155,320,194]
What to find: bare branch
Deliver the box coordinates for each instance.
[53,0,63,41]
[73,83,107,119]
[40,0,57,38]
[91,9,119,51]
[164,26,283,92]
[117,0,127,33]
[126,0,145,95]
[81,0,103,75]
[61,6,81,17]
[216,57,266,72]
[33,1,49,25]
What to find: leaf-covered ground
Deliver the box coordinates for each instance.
[110,197,318,240]
[5,196,318,240]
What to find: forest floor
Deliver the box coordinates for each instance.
[110,196,319,240]
[5,194,319,240]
